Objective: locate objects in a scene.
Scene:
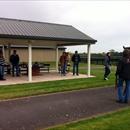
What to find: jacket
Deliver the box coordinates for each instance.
[116,58,130,80]
[72,54,81,64]
[10,54,19,65]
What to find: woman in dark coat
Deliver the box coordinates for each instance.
[104,52,111,80]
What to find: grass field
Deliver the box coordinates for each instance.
[0,64,116,100]
[45,107,130,130]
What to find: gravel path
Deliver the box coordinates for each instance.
[0,87,129,130]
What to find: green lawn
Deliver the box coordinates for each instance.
[0,65,116,100]
[45,107,130,130]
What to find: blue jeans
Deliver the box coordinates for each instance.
[124,80,130,101]
[12,64,19,76]
[61,63,66,75]
[117,78,130,101]
[0,65,4,79]
[73,63,79,75]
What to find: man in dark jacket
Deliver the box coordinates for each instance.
[10,50,20,76]
[116,49,130,103]
[72,51,81,76]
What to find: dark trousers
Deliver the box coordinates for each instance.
[61,63,66,75]
[73,63,79,75]
[0,65,4,79]
[104,66,110,78]
[12,64,20,76]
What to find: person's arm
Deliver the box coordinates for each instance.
[71,55,74,62]
[17,55,20,63]
[9,55,12,63]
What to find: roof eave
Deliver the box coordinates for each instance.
[0,34,97,44]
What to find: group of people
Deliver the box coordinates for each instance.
[1,47,130,104]
[104,49,130,104]
[59,51,81,76]
[0,49,20,80]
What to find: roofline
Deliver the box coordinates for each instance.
[0,34,97,44]
[0,17,72,27]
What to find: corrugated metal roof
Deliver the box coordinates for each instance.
[0,18,97,43]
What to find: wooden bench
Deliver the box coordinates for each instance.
[19,63,28,75]
[39,63,50,73]
[19,63,50,75]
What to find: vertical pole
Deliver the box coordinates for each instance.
[28,43,32,82]
[2,45,5,58]
[56,46,59,72]
[8,44,11,63]
[87,44,91,77]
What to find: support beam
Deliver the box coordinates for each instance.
[87,44,91,77]
[28,43,32,82]
[56,46,59,72]
[8,44,11,62]
[2,45,5,58]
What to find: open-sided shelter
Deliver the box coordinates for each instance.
[0,18,97,82]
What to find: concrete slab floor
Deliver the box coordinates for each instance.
[0,71,95,86]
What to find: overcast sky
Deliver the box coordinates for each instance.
[0,1,130,53]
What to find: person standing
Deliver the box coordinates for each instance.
[0,49,6,80]
[59,52,67,76]
[116,49,130,103]
[104,52,111,80]
[72,51,81,76]
[10,50,20,76]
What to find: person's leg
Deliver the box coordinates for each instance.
[61,65,63,75]
[16,64,20,76]
[63,63,66,76]
[107,67,110,77]
[1,66,4,79]
[73,63,76,75]
[117,78,124,102]
[76,64,79,75]
[0,66,2,79]
[12,65,15,76]
[104,67,110,80]
[104,67,107,79]
[124,80,130,103]
[0,66,5,80]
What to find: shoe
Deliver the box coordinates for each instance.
[104,78,108,80]
[124,100,128,103]
[0,78,6,81]
[116,100,123,103]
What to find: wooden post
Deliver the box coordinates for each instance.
[87,44,91,77]
[28,43,32,82]
[56,46,59,72]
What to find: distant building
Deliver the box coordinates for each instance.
[0,17,97,81]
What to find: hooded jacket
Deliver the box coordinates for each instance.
[116,57,130,80]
